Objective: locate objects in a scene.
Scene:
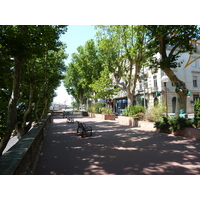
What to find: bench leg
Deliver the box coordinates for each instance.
[81,131,85,138]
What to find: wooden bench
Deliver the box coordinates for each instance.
[76,121,92,137]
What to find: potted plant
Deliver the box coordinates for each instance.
[87,102,115,120]
[118,105,145,127]
[154,116,194,134]
[100,107,115,120]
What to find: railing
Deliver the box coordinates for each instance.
[50,110,85,116]
[0,114,52,175]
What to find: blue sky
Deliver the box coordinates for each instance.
[61,25,97,65]
[53,25,97,105]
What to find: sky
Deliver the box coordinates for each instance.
[53,25,97,105]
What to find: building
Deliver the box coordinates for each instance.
[112,43,200,115]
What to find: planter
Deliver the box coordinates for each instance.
[95,114,115,120]
[88,113,115,120]
[118,116,138,127]
[88,113,95,118]
[156,128,171,134]
[138,121,156,131]
[174,127,200,140]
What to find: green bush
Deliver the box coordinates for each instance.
[154,116,194,134]
[123,105,145,117]
[87,106,96,113]
[100,107,112,114]
[194,98,200,128]
[145,104,165,122]
[154,116,171,134]
[87,102,106,114]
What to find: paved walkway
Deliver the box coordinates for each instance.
[34,115,200,175]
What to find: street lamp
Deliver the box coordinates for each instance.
[161,75,169,117]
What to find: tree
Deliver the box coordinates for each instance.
[64,61,85,109]
[89,67,120,100]
[95,25,148,106]
[15,45,67,138]
[145,25,200,114]
[64,39,103,108]
[0,25,68,155]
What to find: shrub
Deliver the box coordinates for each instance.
[100,107,112,114]
[87,102,108,114]
[145,104,165,122]
[123,105,145,117]
[168,116,193,132]
[154,116,171,134]
[136,112,145,121]
[194,98,200,128]
[154,116,194,134]
[87,106,96,113]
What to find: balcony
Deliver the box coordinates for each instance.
[149,86,158,93]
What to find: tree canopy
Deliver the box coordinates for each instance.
[64,39,103,107]
[95,25,148,105]
[0,25,68,155]
[64,25,200,115]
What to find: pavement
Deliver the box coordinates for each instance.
[34,115,200,175]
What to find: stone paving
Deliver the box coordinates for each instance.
[34,115,200,175]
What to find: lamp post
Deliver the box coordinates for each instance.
[161,75,169,117]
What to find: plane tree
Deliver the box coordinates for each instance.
[89,66,121,100]
[64,39,103,108]
[64,60,86,109]
[145,25,200,114]
[95,25,148,106]
[0,25,68,155]
[16,45,67,138]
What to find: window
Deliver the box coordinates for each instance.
[139,81,142,90]
[153,76,157,87]
[144,80,148,88]
[193,76,198,87]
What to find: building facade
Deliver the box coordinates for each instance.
[112,46,200,115]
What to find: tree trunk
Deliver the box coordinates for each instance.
[126,60,140,106]
[163,68,188,116]
[16,83,34,139]
[40,98,48,120]
[0,56,24,156]
[127,89,133,106]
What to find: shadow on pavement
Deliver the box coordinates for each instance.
[34,116,200,175]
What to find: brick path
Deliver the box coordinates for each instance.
[34,115,200,175]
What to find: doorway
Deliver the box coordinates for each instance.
[172,97,176,113]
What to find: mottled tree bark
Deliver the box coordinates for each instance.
[163,68,188,115]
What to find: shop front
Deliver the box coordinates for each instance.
[114,98,128,115]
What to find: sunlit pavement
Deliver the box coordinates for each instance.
[34,116,200,175]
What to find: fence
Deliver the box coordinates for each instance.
[50,110,87,116]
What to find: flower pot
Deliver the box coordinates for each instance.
[118,116,138,127]
[95,114,115,120]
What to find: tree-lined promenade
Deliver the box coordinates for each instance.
[1,25,200,156]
